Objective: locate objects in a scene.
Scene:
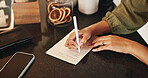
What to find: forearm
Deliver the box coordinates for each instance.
[129,42,148,65]
[84,20,111,36]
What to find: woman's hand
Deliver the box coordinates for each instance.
[65,20,111,49]
[89,35,135,54]
[89,35,148,65]
[65,28,92,49]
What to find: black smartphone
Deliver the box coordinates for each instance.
[0,52,35,78]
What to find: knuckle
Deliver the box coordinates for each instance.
[68,47,71,49]
[108,40,112,44]
[81,40,86,43]
[109,44,113,47]
[95,48,99,50]
[108,35,113,39]
[108,35,113,37]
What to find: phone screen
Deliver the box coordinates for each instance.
[0,52,35,78]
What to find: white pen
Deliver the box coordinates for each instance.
[73,16,80,53]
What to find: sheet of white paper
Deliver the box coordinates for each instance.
[137,22,148,45]
[46,30,93,65]
[113,0,121,6]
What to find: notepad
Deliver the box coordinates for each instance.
[46,30,93,65]
[137,22,148,45]
[113,0,121,6]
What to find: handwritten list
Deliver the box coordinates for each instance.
[46,30,93,65]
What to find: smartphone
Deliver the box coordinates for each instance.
[0,52,35,78]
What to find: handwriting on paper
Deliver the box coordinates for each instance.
[46,29,95,65]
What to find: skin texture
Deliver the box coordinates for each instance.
[65,20,148,65]
[89,35,148,65]
[65,20,111,48]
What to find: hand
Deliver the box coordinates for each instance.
[65,20,111,49]
[65,28,92,49]
[89,35,135,54]
[89,35,148,65]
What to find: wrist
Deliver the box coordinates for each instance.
[83,25,95,36]
[81,20,111,36]
[126,41,142,55]
[88,20,111,35]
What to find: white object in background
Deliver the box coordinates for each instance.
[78,0,99,15]
[0,1,9,7]
[0,10,9,27]
[15,0,30,2]
[46,30,93,65]
[113,0,121,6]
[137,22,148,45]
[0,9,14,31]
[0,0,14,31]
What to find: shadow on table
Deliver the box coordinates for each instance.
[93,51,148,78]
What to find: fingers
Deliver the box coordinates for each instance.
[67,45,77,49]
[89,36,112,52]
[65,39,77,47]
[65,31,84,49]
[91,36,111,44]
[65,30,91,49]
[68,32,76,40]
[79,33,90,46]
[91,35,126,53]
[65,32,77,49]
[92,45,111,52]
[88,35,111,47]
[89,40,110,48]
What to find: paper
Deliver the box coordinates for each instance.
[46,30,93,65]
[137,22,148,45]
[113,0,121,6]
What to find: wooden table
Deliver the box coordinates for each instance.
[0,0,148,78]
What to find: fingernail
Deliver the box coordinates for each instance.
[92,49,97,52]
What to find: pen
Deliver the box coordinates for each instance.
[73,16,80,53]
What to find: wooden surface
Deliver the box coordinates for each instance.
[12,1,40,25]
[0,0,148,78]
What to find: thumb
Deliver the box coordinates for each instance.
[79,33,90,46]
